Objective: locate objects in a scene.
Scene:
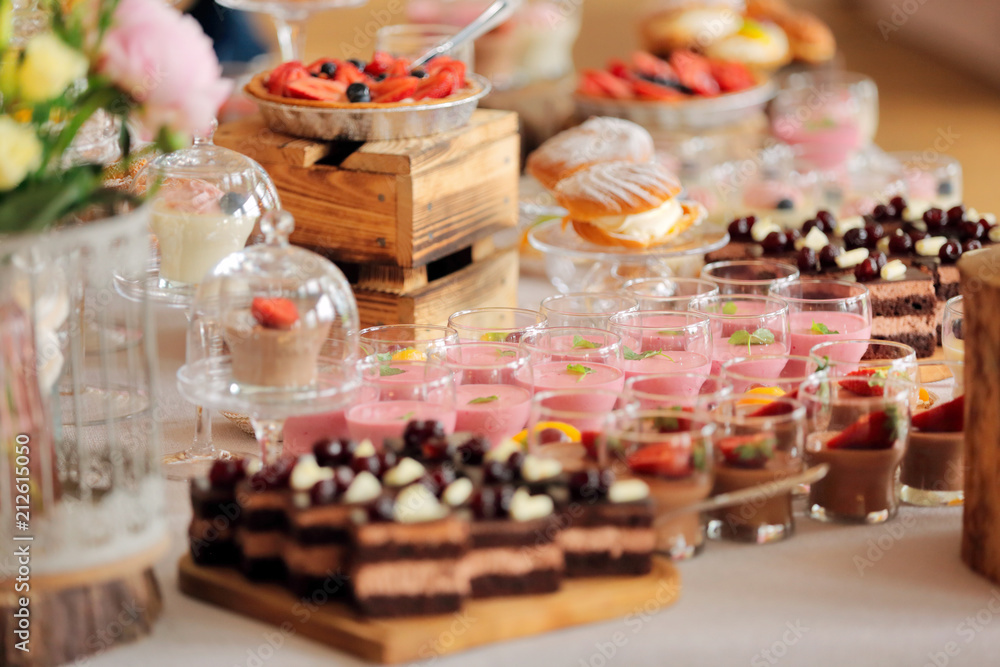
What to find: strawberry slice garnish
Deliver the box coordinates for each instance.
[414,70,456,100]
[333,60,367,85]
[747,400,796,418]
[364,50,396,77]
[372,75,419,103]
[718,433,775,469]
[627,443,695,479]
[286,78,347,102]
[826,409,899,450]
[251,297,299,330]
[838,368,886,397]
[632,78,686,101]
[580,431,600,461]
[607,58,633,80]
[630,51,675,81]
[267,61,310,96]
[670,50,719,97]
[426,57,466,82]
[577,71,607,97]
[578,69,633,99]
[708,60,755,92]
[912,395,964,433]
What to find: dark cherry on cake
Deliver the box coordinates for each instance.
[188,458,249,566]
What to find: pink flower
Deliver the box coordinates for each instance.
[99,0,232,137]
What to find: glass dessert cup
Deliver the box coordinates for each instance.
[621,277,719,311]
[769,279,873,359]
[115,124,282,478]
[431,342,532,446]
[888,150,963,210]
[517,327,624,407]
[942,296,964,362]
[770,71,878,173]
[446,307,545,343]
[807,339,918,380]
[799,374,911,524]
[900,360,966,507]
[625,373,733,411]
[607,311,713,381]
[345,359,457,446]
[539,292,639,329]
[721,354,825,395]
[688,294,791,375]
[526,389,635,473]
[703,395,805,544]
[605,409,715,560]
[358,324,460,360]
[375,23,475,68]
[176,210,361,466]
[700,260,800,296]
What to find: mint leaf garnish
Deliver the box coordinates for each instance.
[691,446,706,471]
[379,366,405,377]
[572,335,599,349]
[481,332,506,342]
[376,352,393,362]
[566,363,594,382]
[497,349,516,358]
[810,321,838,335]
[624,347,675,362]
[468,395,499,405]
[750,328,775,345]
[398,411,415,421]
[722,301,738,315]
[728,330,751,346]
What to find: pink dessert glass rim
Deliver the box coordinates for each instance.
[689,294,790,320]
[433,341,524,370]
[807,338,917,373]
[624,372,734,402]
[608,310,712,335]
[621,277,720,300]
[531,388,632,423]
[721,354,825,385]
[359,323,460,347]
[777,69,876,92]
[518,326,623,358]
[539,292,639,318]
[700,260,800,291]
[358,357,454,384]
[606,407,716,443]
[769,278,871,310]
[799,372,912,408]
[446,307,546,336]
[702,394,807,427]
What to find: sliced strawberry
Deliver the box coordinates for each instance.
[607,58,633,80]
[579,69,633,99]
[364,51,396,77]
[426,57,466,82]
[285,77,347,102]
[718,433,775,469]
[576,71,606,97]
[838,368,885,397]
[372,75,419,103]
[630,51,675,81]
[670,50,720,97]
[826,409,898,450]
[333,60,368,85]
[912,395,964,433]
[748,400,796,418]
[709,59,756,92]
[627,443,694,479]
[388,58,411,77]
[251,297,299,330]
[632,78,686,101]
[580,431,600,461]
[414,70,456,100]
[266,61,309,96]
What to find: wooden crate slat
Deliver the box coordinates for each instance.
[214,116,331,167]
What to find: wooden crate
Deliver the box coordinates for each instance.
[215,110,520,268]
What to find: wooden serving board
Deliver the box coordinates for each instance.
[178,554,681,664]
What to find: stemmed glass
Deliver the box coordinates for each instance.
[214,0,369,62]
[539,292,638,329]
[689,294,790,375]
[769,279,872,359]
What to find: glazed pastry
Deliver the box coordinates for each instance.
[641,0,745,53]
[526,116,655,190]
[746,0,835,63]
[704,18,791,70]
[553,161,703,249]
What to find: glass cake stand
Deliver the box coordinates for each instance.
[526,213,729,294]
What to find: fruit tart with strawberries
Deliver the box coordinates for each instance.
[245,52,490,141]
[574,50,774,129]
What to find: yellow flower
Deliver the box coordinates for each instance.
[0,116,42,190]
[18,33,88,103]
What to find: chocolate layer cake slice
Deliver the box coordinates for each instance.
[552,469,655,577]
[236,457,295,581]
[349,483,470,617]
[188,459,247,566]
[858,264,939,358]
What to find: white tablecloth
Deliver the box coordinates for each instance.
[91,276,1000,667]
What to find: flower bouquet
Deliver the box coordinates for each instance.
[0,0,232,234]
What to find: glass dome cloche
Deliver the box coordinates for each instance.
[177,210,360,463]
[138,121,281,290]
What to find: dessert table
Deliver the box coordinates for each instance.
[89,274,1000,667]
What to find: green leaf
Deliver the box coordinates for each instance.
[734,437,776,462]
[722,301,738,315]
[481,332,506,342]
[691,446,706,471]
[375,352,393,363]
[379,366,405,377]
[750,328,776,345]
[398,411,416,421]
[623,347,674,362]
[728,330,751,346]
[810,321,838,335]
[496,349,516,358]
[566,363,594,382]
[656,330,683,336]
[572,335,599,349]
[468,395,499,405]
[0,166,104,234]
